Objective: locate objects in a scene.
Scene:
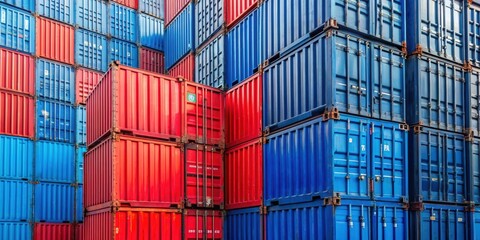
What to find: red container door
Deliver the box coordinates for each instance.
[36,17,75,64]
[34,223,74,240]
[168,54,195,82]
[75,68,103,105]
[139,48,165,74]
[225,0,258,27]
[184,210,223,240]
[0,47,35,95]
[0,91,34,138]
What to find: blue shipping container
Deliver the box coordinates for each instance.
[472,209,480,240]
[196,34,224,88]
[469,70,480,137]
[409,127,467,204]
[0,3,35,53]
[36,58,75,104]
[139,0,164,19]
[36,99,76,143]
[264,115,408,206]
[471,138,480,203]
[0,222,32,240]
[406,55,466,133]
[225,10,259,89]
[263,30,406,132]
[139,14,164,51]
[108,38,139,68]
[34,182,74,222]
[195,0,223,47]
[259,0,405,62]
[76,106,86,146]
[36,0,74,25]
[225,207,262,240]
[0,179,32,221]
[467,3,480,68]
[109,3,137,43]
[76,146,85,184]
[75,0,108,35]
[75,29,108,72]
[0,135,33,180]
[76,185,83,222]
[35,141,75,183]
[0,0,34,12]
[164,3,194,69]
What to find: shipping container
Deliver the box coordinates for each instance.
[470,69,480,137]
[410,203,468,240]
[0,222,32,240]
[0,179,32,221]
[84,135,184,209]
[164,0,190,27]
[139,47,165,74]
[36,0,74,25]
[409,127,467,204]
[36,17,74,64]
[0,0,34,12]
[264,115,408,206]
[225,10,259,88]
[0,90,34,138]
[36,58,75,104]
[471,208,480,240]
[225,74,262,147]
[225,207,262,240]
[225,0,257,27]
[407,0,465,63]
[76,146,86,184]
[467,3,480,68]
[109,3,137,43]
[184,209,223,240]
[264,29,405,130]
[108,38,139,68]
[139,14,164,51]
[75,223,83,240]
[225,138,262,210]
[195,0,223,47]
[0,47,35,95]
[184,144,223,208]
[0,3,35,53]
[75,68,102,105]
[0,135,33,180]
[74,29,108,72]
[168,53,195,82]
[34,182,74,222]
[259,0,405,62]
[76,185,83,222]
[196,34,224,89]
[84,207,182,240]
[139,0,164,19]
[111,0,137,10]
[86,64,181,146]
[76,106,86,145]
[34,223,74,240]
[35,140,75,183]
[36,99,76,143]
[75,0,108,35]
[164,3,195,70]
[470,138,479,203]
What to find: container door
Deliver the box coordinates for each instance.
[371,203,408,240]
[334,202,370,239]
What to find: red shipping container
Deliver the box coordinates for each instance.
[75,68,103,105]
[225,0,258,27]
[112,0,138,9]
[34,223,74,240]
[225,74,262,147]
[75,223,84,240]
[36,17,75,65]
[165,0,191,27]
[184,209,223,240]
[225,138,263,210]
[0,90,34,138]
[139,48,165,74]
[84,207,181,240]
[86,63,182,146]
[0,47,35,95]
[168,54,194,82]
[84,135,184,210]
[185,143,223,208]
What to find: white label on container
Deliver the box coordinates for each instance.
[349,138,353,143]
[24,19,29,30]
[44,70,49,76]
[384,144,390,152]
[361,145,366,152]
[458,218,463,222]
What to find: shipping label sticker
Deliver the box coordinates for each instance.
[383,144,390,152]
[24,19,29,30]
[187,93,197,103]
[44,69,49,76]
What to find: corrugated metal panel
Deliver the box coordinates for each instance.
[196,34,224,88]
[225,72,262,148]
[226,10,259,88]
[76,146,86,184]
[225,0,257,27]
[406,55,466,133]
[34,223,74,240]
[140,0,164,21]
[0,222,32,240]
[0,135,33,180]
[0,47,35,95]
[139,14,164,51]
[0,3,35,53]
[36,99,76,143]
[108,38,139,68]
[75,68,102,105]
[34,182,74,222]
[168,53,195,82]
[35,58,75,104]
[76,185,83,222]
[472,138,480,203]
[109,3,137,43]
[111,0,137,10]
[164,3,195,70]
[225,207,262,240]
[225,138,263,210]
[84,136,184,209]
[0,0,34,11]
[74,29,108,72]
[373,201,409,239]
[76,106,86,145]
[195,0,223,46]
[407,0,465,63]
[0,90,35,138]
[75,0,108,35]
[36,0,74,25]
[184,209,223,239]
[410,204,467,240]
[164,0,190,27]
[0,179,32,221]
[35,141,75,183]
[472,209,480,240]
[75,223,83,240]
[469,70,480,137]
[139,47,165,74]
[36,17,74,64]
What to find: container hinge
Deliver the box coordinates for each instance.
[465,129,474,142]
[410,44,423,56]
[323,194,341,206]
[322,108,340,121]
[399,123,410,131]
[409,202,424,211]
[464,61,473,72]
[412,124,423,134]
[401,41,407,57]
[260,206,268,215]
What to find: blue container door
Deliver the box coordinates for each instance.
[139,14,164,51]
[195,0,223,46]
[225,208,262,240]
[35,141,75,183]
[139,0,164,19]
[469,70,480,137]
[325,200,372,239]
[74,29,108,72]
[472,209,480,240]
[36,100,76,143]
[76,106,86,145]
[164,3,195,69]
[34,182,74,222]
[0,179,32,221]
[0,135,33,180]
[75,0,108,35]
[196,34,225,88]
[371,201,408,240]
[108,38,139,68]
[76,146,86,184]
[36,0,74,25]
[75,185,83,222]
[0,222,32,240]
[109,3,137,43]
[471,138,480,203]
[36,59,75,104]
[0,4,35,54]
[411,204,467,240]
